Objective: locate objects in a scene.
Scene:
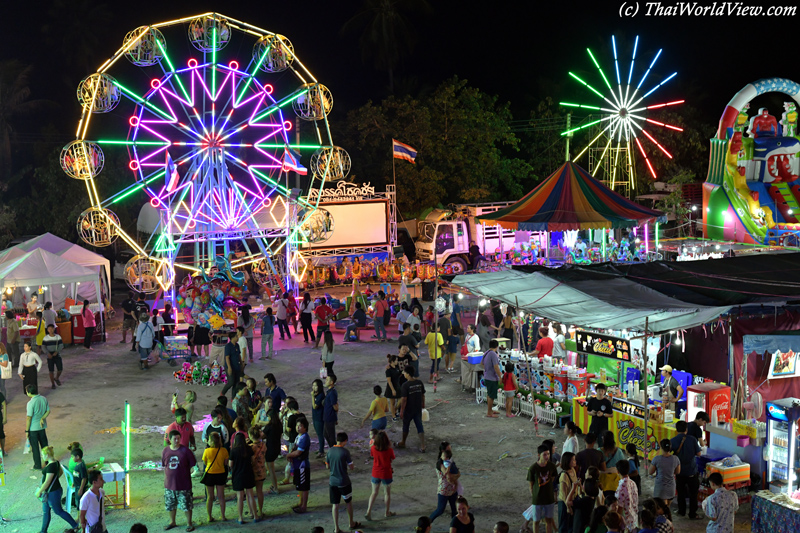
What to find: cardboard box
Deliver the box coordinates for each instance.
[706,462,750,484]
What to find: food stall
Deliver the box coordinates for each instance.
[572,394,678,460]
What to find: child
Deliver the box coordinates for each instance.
[563,421,580,455]
[171,390,197,424]
[249,427,267,519]
[69,447,88,509]
[638,509,658,533]
[501,363,518,417]
[152,309,165,345]
[625,443,641,495]
[423,306,434,336]
[412,323,422,343]
[446,333,459,373]
[615,460,638,533]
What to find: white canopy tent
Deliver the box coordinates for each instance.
[14,233,111,289]
[451,269,732,333]
[0,248,102,310]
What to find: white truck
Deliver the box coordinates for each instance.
[414,202,531,273]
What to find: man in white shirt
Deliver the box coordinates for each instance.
[79,469,106,533]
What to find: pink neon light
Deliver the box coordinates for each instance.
[188,220,196,229]
[150,197,160,207]
[645,100,685,109]
[265,85,273,95]
[188,59,198,68]
[229,61,239,70]
[283,120,293,131]
[151,79,161,89]
[129,116,139,127]
[262,197,273,208]
[129,160,140,171]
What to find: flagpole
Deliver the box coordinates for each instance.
[392,144,396,187]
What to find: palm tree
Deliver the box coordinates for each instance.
[0,61,54,184]
[342,0,432,93]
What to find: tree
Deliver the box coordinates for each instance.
[0,61,55,183]
[341,0,432,93]
[337,77,533,215]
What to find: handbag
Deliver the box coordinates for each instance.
[0,359,11,379]
[460,343,469,356]
[199,448,221,485]
[89,493,104,533]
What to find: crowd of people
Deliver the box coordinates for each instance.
[0,289,745,533]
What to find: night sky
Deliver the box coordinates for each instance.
[3,0,799,151]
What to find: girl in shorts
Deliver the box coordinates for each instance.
[501,363,518,417]
[366,431,395,520]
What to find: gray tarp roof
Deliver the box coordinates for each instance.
[451,269,732,333]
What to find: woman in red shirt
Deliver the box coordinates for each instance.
[365,431,396,520]
[529,327,553,360]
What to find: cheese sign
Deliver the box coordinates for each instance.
[575,331,629,361]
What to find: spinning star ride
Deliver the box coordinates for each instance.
[63,13,350,294]
[561,35,684,188]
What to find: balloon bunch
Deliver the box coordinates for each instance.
[175,255,246,328]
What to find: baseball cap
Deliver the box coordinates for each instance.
[660,364,673,372]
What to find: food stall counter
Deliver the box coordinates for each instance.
[573,395,678,460]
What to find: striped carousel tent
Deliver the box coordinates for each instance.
[477,161,668,231]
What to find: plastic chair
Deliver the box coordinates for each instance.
[61,464,75,513]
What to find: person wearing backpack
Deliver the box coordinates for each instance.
[132,294,150,352]
[134,312,156,370]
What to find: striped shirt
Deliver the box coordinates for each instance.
[41,334,63,355]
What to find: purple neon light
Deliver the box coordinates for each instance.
[125,61,290,233]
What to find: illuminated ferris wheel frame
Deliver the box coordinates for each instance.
[560,35,684,187]
[64,12,352,293]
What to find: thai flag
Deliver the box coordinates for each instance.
[165,151,181,193]
[392,139,417,163]
[282,146,307,175]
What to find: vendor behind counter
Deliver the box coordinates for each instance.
[573,393,677,461]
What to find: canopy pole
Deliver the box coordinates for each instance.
[643,316,650,471]
[645,223,650,260]
[728,316,735,387]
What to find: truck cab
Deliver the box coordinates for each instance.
[414,202,517,273]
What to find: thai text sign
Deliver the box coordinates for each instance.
[307,181,376,202]
[575,330,630,361]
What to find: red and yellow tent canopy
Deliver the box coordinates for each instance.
[477,162,667,231]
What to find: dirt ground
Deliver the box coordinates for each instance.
[0,286,753,533]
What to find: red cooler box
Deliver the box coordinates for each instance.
[567,372,588,400]
[554,369,568,397]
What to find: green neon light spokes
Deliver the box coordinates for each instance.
[115,81,174,121]
[110,171,165,204]
[156,39,190,103]
[568,73,605,100]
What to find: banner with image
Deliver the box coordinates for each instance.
[743,335,800,380]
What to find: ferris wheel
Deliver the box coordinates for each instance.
[63,13,350,294]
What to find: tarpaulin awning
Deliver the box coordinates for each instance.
[451,269,731,333]
[476,161,667,231]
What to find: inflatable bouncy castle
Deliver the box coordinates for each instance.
[704,78,800,246]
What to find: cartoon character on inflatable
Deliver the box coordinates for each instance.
[176,255,246,329]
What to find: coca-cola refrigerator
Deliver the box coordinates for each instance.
[687,383,730,425]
